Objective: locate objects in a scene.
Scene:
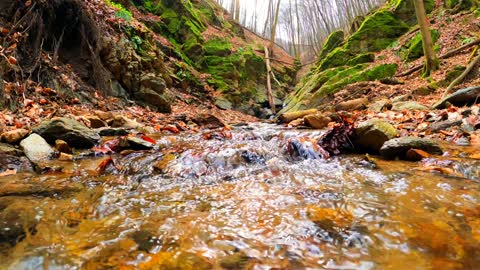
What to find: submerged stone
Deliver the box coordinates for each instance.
[380,137,443,160]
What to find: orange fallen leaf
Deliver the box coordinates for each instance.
[8,56,17,65]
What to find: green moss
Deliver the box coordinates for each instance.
[403,30,440,61]
[319,48,355,70]
[105,0,132,21]
[319,30,345,58]
[447,0,477,9]
[204,38,232,56]
[346,10,409,54]
[346,53,375,66]
[281,64,398,113]
[391,0,435,25]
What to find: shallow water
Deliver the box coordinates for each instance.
[0,123,479,269]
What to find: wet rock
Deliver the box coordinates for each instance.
[1,129,29,144]
[20,134,55,163]
[125,137,155,150]
[131,230,160,252]
[354,119,398,153]
[380,137,443,160]
[391,101,428,111]
[32,117,100,148]
[0,197,39,245]
[86,116,107,128]
[0,154,33,173]
[0,143,23,156]
[192,114,225,129]
[278,109,318,123]
[433,86,480,109]
[97,127,130,136]
[220,251,252,270]
[0,176,82,197]
[55,140,72,154]
[111,115,142,129]
[335,98,368,111]
[304,114,332,129]
[405,149,430,161]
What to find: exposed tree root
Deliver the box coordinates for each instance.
[443,46,480,97]
[397,38,480,77]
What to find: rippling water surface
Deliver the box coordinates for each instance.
[1,123,479,269]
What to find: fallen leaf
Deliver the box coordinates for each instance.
[0,169,17,177]
[8,56,17,65]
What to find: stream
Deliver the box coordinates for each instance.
[0,123,479,269]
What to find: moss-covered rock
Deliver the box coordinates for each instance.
[346,10,409,54]
[446,0,477,10]
[204,38,232,56]
[319,48,355,70]
[281,63,398,113]
[403,30,440,61]
[319,30,345,58]
[391,0,435,25]
[346,53,375,66]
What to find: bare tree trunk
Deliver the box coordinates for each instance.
[264,46,276,114]
[414,0,439,76]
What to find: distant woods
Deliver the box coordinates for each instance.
[215,0,385,61]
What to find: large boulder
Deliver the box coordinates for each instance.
[20,134,55,163]
[354,119,398,153]
[32,117,100,148]
[433,86,480,109]
[380,137,443,160]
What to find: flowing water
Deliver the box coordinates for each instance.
[0,123,479,269]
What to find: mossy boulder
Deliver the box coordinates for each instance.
[281,63,398,113]
[204,38,232,56]
[319,48,355,70]
[319,30,345,58]
[446,0,477,10]
[391,0,435,25]
[354,119,398,153]
[403,30,440,61]
[346,10,409,54]
[346,53,375,66]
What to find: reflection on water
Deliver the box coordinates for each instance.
[0,123,479,269]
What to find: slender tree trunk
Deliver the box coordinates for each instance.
[414,0,439,76]
[264,46,276,114]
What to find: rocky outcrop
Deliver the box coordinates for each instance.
[32,117,100,148]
